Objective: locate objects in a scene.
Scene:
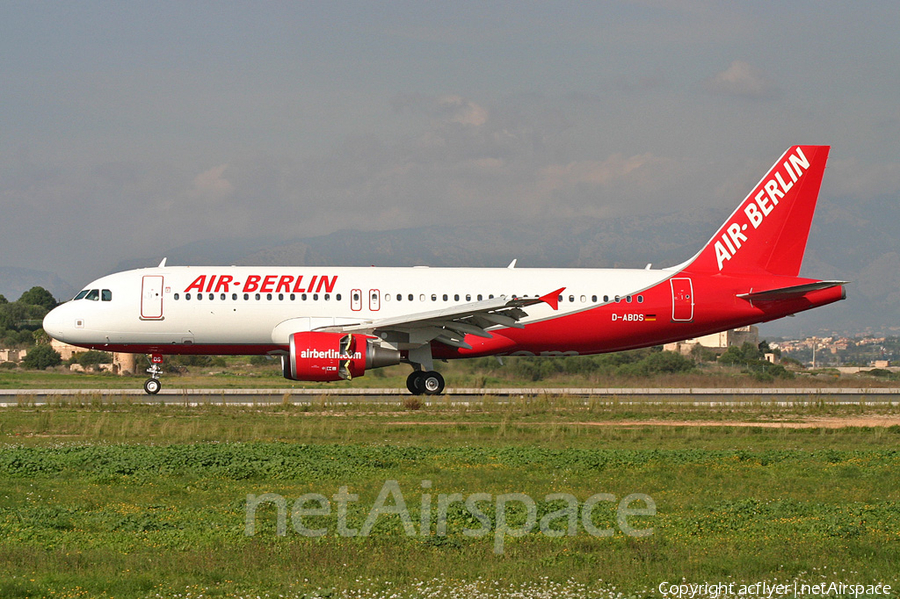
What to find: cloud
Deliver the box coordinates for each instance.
[189,164,234,202]
[392,93,489,127]
[703,60,777,99]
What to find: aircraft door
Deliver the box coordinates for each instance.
[369,289,381,311]
[141,275,165,320]
[351,289,362,311]
[670,277,694,322]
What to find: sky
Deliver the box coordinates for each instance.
[2,1,899,333]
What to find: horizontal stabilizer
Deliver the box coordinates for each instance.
[737,280,847,302]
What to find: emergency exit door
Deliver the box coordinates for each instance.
[670,277,694,322]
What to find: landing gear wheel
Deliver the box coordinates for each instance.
[421,371,445,396]
[143,378,162,395]
[406,371,426,395]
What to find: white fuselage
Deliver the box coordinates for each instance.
[44,265,671,354]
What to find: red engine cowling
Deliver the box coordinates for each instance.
[282,332,400,382]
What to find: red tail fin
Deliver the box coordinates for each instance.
[683,146,830,276]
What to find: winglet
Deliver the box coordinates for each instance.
[540,287,566,311]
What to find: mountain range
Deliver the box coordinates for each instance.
[4,197,896,337]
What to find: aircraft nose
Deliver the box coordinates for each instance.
[42,304,72,342]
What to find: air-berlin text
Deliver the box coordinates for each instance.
[184,274,338,295]
[714,148,810,271]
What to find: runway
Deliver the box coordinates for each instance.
[1,387,899,407]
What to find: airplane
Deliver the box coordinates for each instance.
[43,146,846,395]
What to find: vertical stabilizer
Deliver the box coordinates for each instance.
[683,146,830,276]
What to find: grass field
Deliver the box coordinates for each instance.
[1,394,899,598]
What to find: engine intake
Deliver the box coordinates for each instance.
[282,331,400,382]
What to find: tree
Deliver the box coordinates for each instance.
[22,344,62,370]
[18,287,58,311]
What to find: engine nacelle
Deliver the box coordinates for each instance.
[282,331,400,382]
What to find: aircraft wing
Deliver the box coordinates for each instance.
[318,287,564,350]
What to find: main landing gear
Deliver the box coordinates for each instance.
[144,354,164,395]
[406,370,445,396]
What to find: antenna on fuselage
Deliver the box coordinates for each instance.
[158,258,167,268]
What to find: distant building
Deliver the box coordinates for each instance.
[50,339,83,361]
[664,326,759,356]
[0,348,27,363]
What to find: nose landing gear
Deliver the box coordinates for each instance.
[144,354,164,395]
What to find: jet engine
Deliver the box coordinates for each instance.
[281,331,400,382]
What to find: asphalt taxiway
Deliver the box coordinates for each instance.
[1,387,898,407]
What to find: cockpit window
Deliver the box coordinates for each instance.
[101,289,112,301]
[85,289,100,301]
[74,290,89,300]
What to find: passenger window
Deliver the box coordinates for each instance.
[85,289,99,301]
[454,294,460,301]
[221,293,227,300]
[478,294,483,301]
[569,295,575,303]
[186,293,192,300]
[637,295,644,303]
[442,294,448,301]
[431,294,437,301]
[592,295,597,302]
[420,294,426,302]
[243,293,249,300]
[408,294,413,301]
[604,295,609,303]
[466,294,471,301]
[336,294,342,301]
[101,290,112,301]
[580,295,586,303]
[74,290,89,300]
[209,293,214,300]
[313,294,319,301]
[174,293,180,300]
[233,294,238,300]
[324,294,330,301]
[397,294,402,301]
[278,293,284,301]
[290,294,295,301]
[626,296,632,303]
[255,293,261,300]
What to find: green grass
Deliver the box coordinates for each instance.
[2,356,898,391]
[1,402,899,598]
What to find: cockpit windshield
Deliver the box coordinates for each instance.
[74,289,112,302]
